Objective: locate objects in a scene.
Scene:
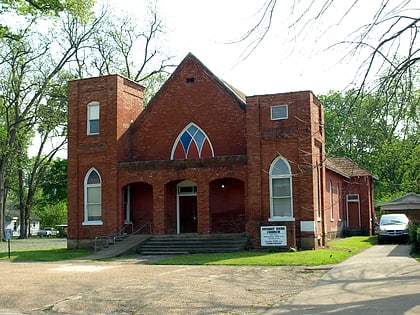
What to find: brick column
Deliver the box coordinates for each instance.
[197,180,211,234]
[153,185,165,234]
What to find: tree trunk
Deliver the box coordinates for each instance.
[0,170,4,241]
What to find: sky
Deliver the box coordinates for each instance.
[106,0,387,96]
[32,0,414,157]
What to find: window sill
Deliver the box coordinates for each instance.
[268,217,295,222]
[82,221,103,226]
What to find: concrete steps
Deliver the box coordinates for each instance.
[137,234,251,255]
[85,234,152,260]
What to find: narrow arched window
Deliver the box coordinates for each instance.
[171,123,214,159]
[87,101,100,135]
[83,168,102,225]
[269,157,293,220]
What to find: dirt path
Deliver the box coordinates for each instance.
[0,239,327,314]
[0,257,326,314]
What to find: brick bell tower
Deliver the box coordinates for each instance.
[67,75,144,249]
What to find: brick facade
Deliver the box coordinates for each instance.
[67,53,374,250]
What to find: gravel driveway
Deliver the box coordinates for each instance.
[0,238,327,314]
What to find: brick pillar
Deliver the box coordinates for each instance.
[153,185,165,234]
[197,180,210,234]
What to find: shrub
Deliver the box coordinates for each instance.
[408,222,420,253]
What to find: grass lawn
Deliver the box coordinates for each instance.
[0,248,91,261]
[152,236,377,266]
[0,238,90,262]
[2,236,418,264]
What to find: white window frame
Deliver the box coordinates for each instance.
[87,101,100,135]
[269,157,294,221]
[346,194,360,202]
[83,168,103,225]
[315,163,321,221]
[329,181,334,222]
[337,184,341,221]
[271,104,288,120]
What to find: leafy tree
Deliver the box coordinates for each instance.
[0,8,100,239]
[320,75,419,202]
[40,158,67,204]
[0,1,173,239]
[34,201,67,228]
[0,0,94,38]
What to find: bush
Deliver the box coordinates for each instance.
[408,222,420,253]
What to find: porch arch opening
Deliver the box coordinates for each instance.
[209,178,245,233]
[123,182,153,234]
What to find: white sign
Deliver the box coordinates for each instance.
[261,226,287,246]
[5,229,13,240]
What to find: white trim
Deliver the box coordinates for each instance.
[269,217,295,222]
[329,181,334,221]
[124,185,131,224]
[83,168,102,225]
[337,183,341,221]
[271,104,288,120]
[345,194,361,228]
[176,180,197,234]
[170,122,214,159]
[82,220,103,226]
[87,101,100,135]
[269,156,293,219]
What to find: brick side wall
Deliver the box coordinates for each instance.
[67,75,144,244]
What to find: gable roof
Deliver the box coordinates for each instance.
[149,53,246,110]
[325,157,375,179]
[377,192,420,209]
[5,208,40,221]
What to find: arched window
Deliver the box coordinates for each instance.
[83,168,102,225]
[171,123,214,159]
[269,157,293,220]
[87,101,100,135]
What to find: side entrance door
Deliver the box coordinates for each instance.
[177,180,198,234]
[179,196,197,233]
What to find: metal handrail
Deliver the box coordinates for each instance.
[93,222,152,252]
[132,222,153,235]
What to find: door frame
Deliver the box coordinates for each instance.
[176,180,197,234]
[346,194,361,228]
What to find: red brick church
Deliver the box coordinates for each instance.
[67,53,375,250]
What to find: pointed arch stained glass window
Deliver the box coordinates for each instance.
[171,123,214,159]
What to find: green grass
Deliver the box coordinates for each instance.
[0,248,91,262]
[152,236,377,266]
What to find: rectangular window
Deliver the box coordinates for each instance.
[87,186,101,221]
[329,182,334,221]
[272,178,292,217]
[178,186,197,194]
[347,194,359,202]
[87,102,100,135]
[337,184,341,221]
[271,105,288,120]
[315,165,321,220]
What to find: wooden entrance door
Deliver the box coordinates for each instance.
[347,202,360,228]
[179,196,197,233]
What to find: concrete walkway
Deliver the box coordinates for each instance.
[262,244,420,314]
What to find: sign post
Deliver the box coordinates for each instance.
[5,229,13,259]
